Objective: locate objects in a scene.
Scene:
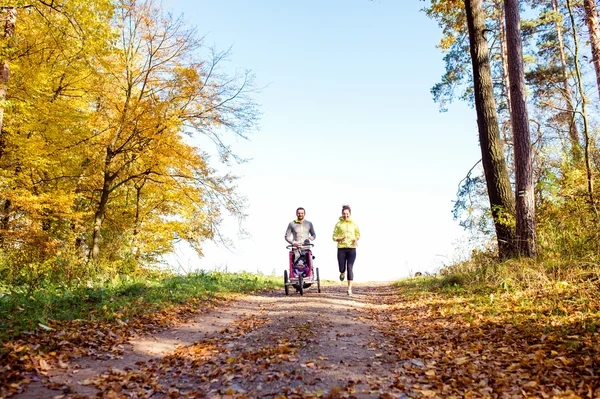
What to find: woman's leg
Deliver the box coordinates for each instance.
[337,249,347,275]
[346,249,357,290]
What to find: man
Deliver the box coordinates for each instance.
[285,207,316,265]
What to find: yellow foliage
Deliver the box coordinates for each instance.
[0,0,257,282]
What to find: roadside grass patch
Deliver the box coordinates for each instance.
[394,258,600,333]
[0,270,279,342]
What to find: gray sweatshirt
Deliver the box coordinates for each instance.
[285,220,316,244]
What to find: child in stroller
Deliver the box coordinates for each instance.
[284,240,321,295]
[289,239,313,279]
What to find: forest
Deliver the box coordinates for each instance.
[1,0,599,397]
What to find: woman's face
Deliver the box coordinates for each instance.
[342,209,351,219]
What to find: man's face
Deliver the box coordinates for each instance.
[296,209,305,220]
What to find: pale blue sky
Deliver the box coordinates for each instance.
[166,0,483,281]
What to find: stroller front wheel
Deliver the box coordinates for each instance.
[298,275,304,296]
[316,267,321,293]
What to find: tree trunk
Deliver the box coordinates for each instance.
[90,176,111,263]
[505,0,537,257]
[0,7,16,137]
[464,0,517,259]
[553,0,581,162]
[568,0,597,215]
[582,0,600,103]
[0,8,15,247]
[90,148,116,263]
[497,3,512,118]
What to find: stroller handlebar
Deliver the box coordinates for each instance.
[286,243,314,250]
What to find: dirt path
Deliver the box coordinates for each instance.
[9,281,599,398]
[13,282,402,399]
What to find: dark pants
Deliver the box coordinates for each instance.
[337,248,356,281]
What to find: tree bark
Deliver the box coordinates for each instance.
[90,174,112,263]
[497,2,512,118]
[505,0,537,257]
[90,148,116,263]
[464,0,517,259]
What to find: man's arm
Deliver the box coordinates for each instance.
[285,222,294,244]
[309,222,316,240]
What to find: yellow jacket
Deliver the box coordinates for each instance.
[332,217,360,249]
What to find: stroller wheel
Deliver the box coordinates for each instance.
[284,270,289,296]
[316,267,321,293]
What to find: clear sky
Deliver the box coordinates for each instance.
[165,0,483,282]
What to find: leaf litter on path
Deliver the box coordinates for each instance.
[3,282,599,398]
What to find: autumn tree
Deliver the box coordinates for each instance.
[87,0,258,263]
[0,0,114,282]
[0,0,258,284]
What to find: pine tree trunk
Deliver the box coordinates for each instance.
[583,0,600,103]
[497,4,512,118]
[464,0,517,259]
[505,0,537,257]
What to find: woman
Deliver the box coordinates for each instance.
[332,204,360,295]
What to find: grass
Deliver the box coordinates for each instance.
[394,258,600,333]
[0,269,280,343]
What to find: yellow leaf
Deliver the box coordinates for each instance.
[453,357,469,365]
[425,370,436,376]
[38,359,51,371]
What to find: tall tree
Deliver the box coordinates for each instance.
[0,0,113,257]
[505,0,537,257]
[88,0,258,263]
[464,0,516,258]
